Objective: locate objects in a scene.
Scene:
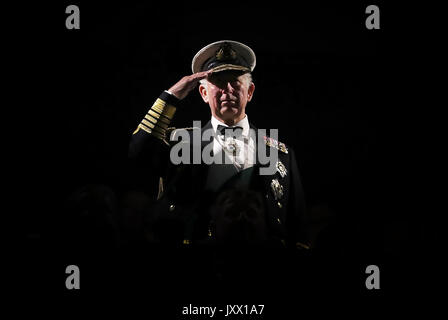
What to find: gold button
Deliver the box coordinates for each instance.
[277,218,282,224]
[169,204,175,211]
[277,202,282,208]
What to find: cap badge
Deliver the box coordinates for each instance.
[215,43,237,61]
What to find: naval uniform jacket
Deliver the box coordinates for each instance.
[128,92,309,249]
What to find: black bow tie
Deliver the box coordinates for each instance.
[217,124,243,137]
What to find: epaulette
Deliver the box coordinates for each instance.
[263,136,288,154]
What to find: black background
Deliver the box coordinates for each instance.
[12,0,441,317]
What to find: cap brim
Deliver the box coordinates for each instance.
[209,64,251,74]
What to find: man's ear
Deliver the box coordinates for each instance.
[199,84,208,103]
[247,82,255,102]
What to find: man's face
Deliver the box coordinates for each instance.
[199,71,255,125]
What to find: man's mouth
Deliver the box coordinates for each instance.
[221,100,237,106]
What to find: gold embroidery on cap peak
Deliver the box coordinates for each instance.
[215,43,237,61]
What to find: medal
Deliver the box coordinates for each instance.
[278,142,288,154]
[263,136,288,154]
[270,179,284,200]
[276,161,287,178]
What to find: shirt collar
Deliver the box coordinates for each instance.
[211,115,250,137]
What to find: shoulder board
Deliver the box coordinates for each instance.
[263,136,288,154]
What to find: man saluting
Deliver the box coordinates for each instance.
[129,40,309,249]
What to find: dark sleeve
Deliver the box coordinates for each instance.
[127,91,180,187]
[287,147,310,250]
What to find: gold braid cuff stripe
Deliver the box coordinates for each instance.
[146,111,170,127]
[137,124,166,140]
[151,98,176,120]
[144,114,169,130]
[132,98,176,142]
[141,119,156,130]
[141,121,165,136]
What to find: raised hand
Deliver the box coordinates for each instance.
[167,70,212,100]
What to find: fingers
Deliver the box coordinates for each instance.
[168,70,213,100]
[193,70,213,81]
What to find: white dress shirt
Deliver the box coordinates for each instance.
[211,115,257,171]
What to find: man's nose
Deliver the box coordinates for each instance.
[222,82,235,93]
